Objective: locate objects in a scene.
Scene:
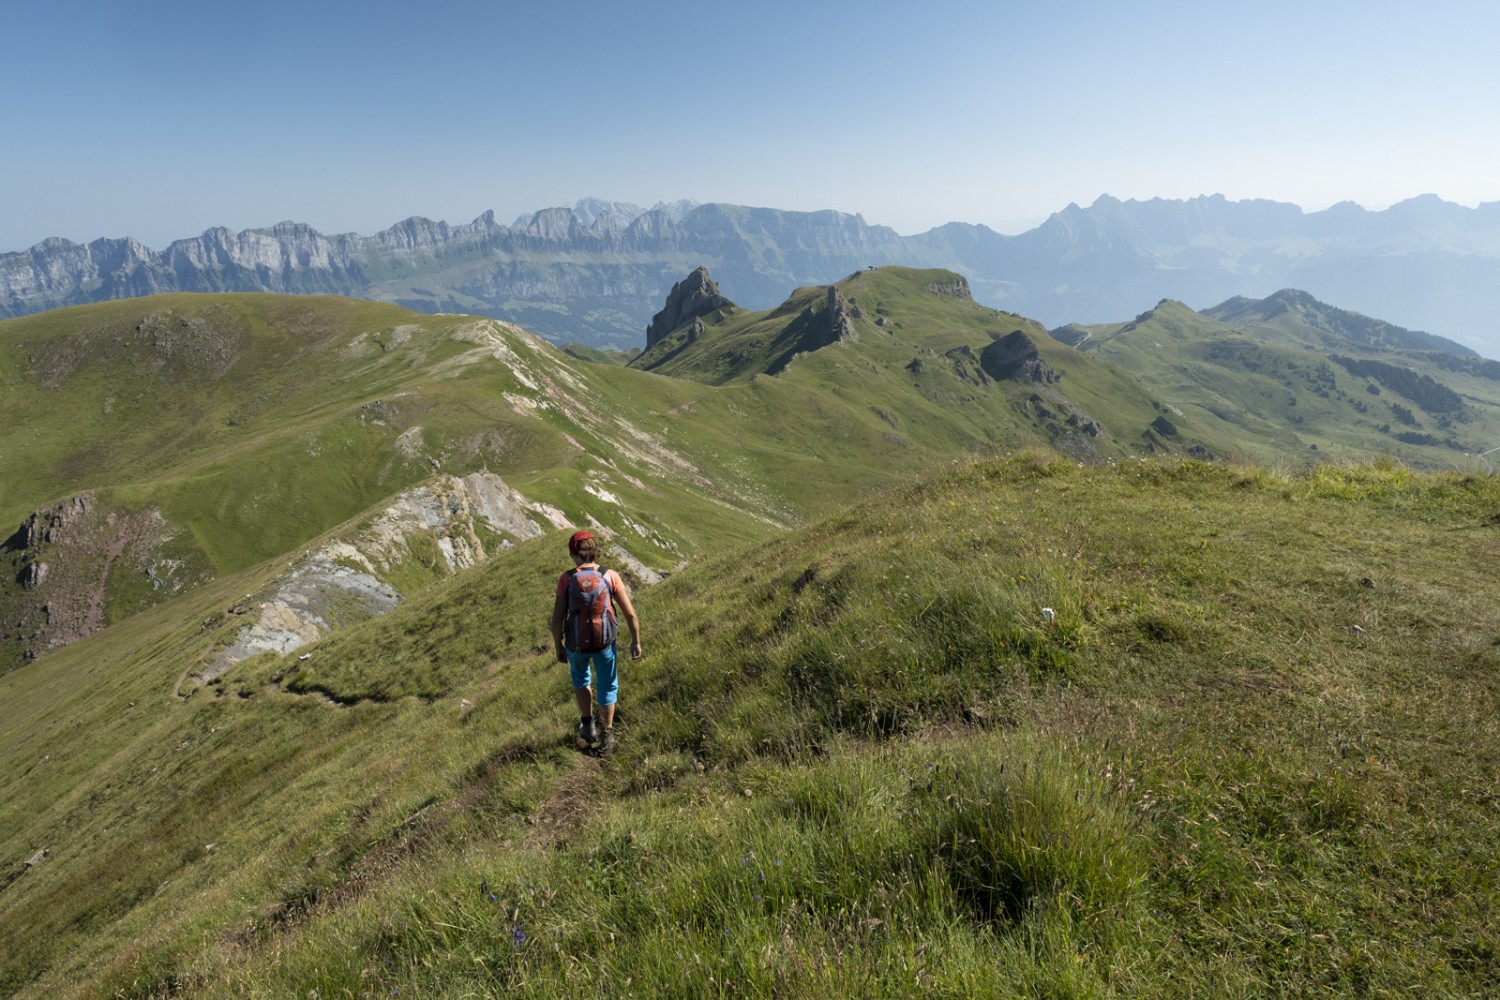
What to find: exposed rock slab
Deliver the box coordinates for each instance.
[191,472,576,685]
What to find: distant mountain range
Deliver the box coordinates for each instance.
[4,194,1497,356]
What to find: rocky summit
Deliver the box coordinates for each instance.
[645,267,737,348]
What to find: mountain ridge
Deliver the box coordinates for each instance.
[6,194,1498,356]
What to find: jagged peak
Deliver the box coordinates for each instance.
[268,220,319,235]
[645,267,737,349]
[649,198,700,219]
[571,197,648,225]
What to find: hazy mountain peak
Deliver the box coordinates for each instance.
[648,199,700,221]
[5,194,1500,357]
[1203,288,1475,357]
[571,198,649,226]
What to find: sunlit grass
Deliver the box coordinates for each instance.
[3,456,1498,997]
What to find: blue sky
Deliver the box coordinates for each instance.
[6,0,1499,250]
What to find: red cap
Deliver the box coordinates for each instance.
[568,530,595,556]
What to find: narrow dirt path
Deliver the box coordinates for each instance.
[522,750,602,851]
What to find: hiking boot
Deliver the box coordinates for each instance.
[598,727,616,755]
[576,717,597,750]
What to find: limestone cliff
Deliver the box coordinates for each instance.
[5,195,1492,355]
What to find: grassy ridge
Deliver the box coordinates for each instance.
[1073,299,1500,468]
[2,455,1496,996]
[631,267,1219,467]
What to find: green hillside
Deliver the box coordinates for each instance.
[1,455,1496,996]
[0,295,730,672]
[631,267,1224,464]
[1066,297,1500,468]
[1204,289,1477,357]
[0,290,926,672]
[1,279,1230,673]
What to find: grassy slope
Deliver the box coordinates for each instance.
[2,455,1496,997]
[1074,300,1500,469]
[0,296,586,573]
[0,281,1173,621]
[0,277,1238,615]
[560,343,638,366]
[4,290,1016,670]
[0,297,622,671]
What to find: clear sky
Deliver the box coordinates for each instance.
[5,0,1499,251]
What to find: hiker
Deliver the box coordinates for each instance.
[550,530,642,754]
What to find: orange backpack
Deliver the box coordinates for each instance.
[565,567,617,652]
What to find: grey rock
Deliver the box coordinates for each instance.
[980,331,1061,384]
[645,267,736,348]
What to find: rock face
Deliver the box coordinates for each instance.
[183,467,664,692]
[1,495,197,668]
[924,277,972,299]
[980,330,1061,384]
[645,267,736,348]
[827,286,857,344]
[191,471,575,685]
[756,284,865,376]
[0,471,611,677]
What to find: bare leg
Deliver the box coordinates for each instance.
[574,687,593,717]
[597,702,616,729]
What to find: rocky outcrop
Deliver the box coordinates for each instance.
[190,471,577,685]
[1049,324,1092,348]
[980,330,1061,384]
[2,495,196,669]
[645,267,736,348]
[945,345,990,387]
[767,285,863,375]
[827,286,857,344]
[924,277,972,299]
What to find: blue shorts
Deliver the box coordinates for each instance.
[568,646,618,706]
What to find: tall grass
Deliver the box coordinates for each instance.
[3,456,1498,997]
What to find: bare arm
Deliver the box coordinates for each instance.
[550,592,568,661]
[611,573,643,658]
